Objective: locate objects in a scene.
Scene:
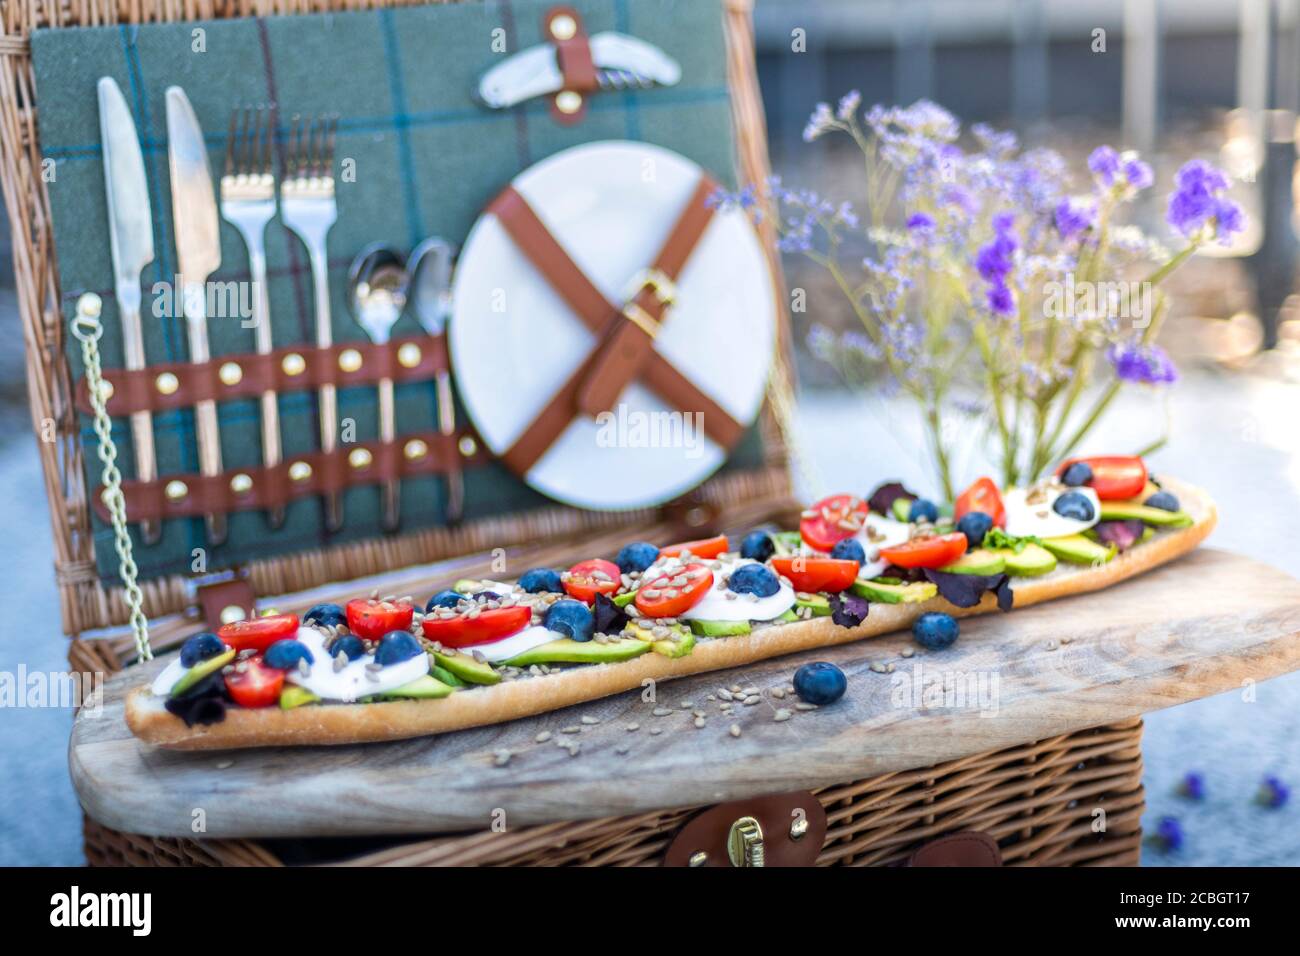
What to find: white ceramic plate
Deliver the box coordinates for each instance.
[449,141,777,510]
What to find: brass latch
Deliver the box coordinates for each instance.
[727,816,764,867]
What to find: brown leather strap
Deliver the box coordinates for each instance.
[92,429,487,524]
[576,175,719,416]
[75,335,450,417]
[487,179,743,474]
[906,832,1003,867]
[195,577,256,631]
[547,6,598,92]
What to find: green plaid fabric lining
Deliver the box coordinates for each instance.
[30,0,765,583]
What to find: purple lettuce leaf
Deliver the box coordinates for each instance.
[1093,519,1145,552]
[828,592,869,628]
[163,671,229,727]
[593,593,630,635]
[867,481,918,516]
[922,569,1014,611]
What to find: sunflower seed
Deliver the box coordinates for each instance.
[729,724,742,738]
[795,702,819,711]
[870,662,887,673]
[774,709,792,722]
[678,700,694,709]
[493,749,513,767]
[580,715,600,725]
[649,727,663,736]
[693,716,706,729]
[652,707,672,717]
[901,647,915,658]
[743,695,761,706]
[771,688,786,699]
[625,722,640,732]
[561,725,582,734]
[534,731,552,743]
[717,689,733,701]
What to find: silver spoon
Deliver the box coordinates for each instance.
[408,237,463,524]
[347,243,408,532]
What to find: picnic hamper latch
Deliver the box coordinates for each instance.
[186,570,257,631]
[663,790,826,867]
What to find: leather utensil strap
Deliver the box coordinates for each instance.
[486,180,744,476]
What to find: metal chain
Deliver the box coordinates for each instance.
[71,293,153,662]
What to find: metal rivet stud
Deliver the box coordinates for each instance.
[219,605,246,625]
[219,361,243,386]
[99,380,115,401]
[555,90,583,115]
[549,13,577,40]
[404,439,428,460]
[282,353,306,376]
[164,479,188,500]
[338,348,363,373]
[288,461,312,482]
[790,817,810,841]
[348,448,373,469]
[397,342,422,368]
[457,435,478,457]
[230,473,253,494]
[688,851,708,867]
[156,372,180,395]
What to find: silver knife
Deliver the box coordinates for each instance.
[98,77,162,545]
[166,86,227,545]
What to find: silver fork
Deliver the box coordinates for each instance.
[221,105,284,529]
[280,113,343,532]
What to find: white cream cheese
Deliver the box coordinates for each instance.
[288,627,429,702]
[1004,485,1100,539]
[150,656,188,696]
[466,625,563,662]
[676,558,795,623]
[854,513,912,579]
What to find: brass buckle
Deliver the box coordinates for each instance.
[624,267,677,307]
[621,301,662,339]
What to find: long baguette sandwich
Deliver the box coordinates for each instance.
[127,458,1215,750]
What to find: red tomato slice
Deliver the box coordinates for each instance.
[224,656,285,708]
[658,535,728,560]
[421,604,531,649]
[879,532,968,570]
[635,562,713,617]
[563,559,622,603]
[770,556,860,593]
[1056,456,1148,501]
[954,477,1006,529]
[345,599,414,641]
[217,613,299,654]
[800,494,867,552]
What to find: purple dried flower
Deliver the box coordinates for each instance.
[836,90,861,122]
[1107,341,1178,385]
[986,282,1015,316]
[1258,775,1290,808]
[1166,159,1240,242]
[1054,198,1095,239]
[1177,771,1206,801]
[1124,157,1154,190]
[1153,815,1184,851]
[906,211,935,232]
[1088,145,1121,185]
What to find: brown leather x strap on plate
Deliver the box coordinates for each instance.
[487,175,745,475]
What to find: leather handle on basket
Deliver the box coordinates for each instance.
[545,6,597,124]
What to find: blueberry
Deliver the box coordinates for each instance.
[329,635,366,661]
[830,538,866,564]
[615,541,659,575]
[180,632,226,668]
[426,590,465,612]
[1061,462,1093,487]
[793,662,847,706]
[728,563,780,597]
[739,530,776,562]
[908,498,940,523]
[374,630,424,666]
[544,599,594,642]
[912,612,959,650]
[518,568,564,594]
[303,603,346,628]
[955,511,994,550]
[264,639,315,670]
[1052,490,1096,522]
[1145,490,1181,512]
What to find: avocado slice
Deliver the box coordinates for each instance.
[770,531,803,556]
[1099,501,1194,528]
[777,608,799,623]
[938,548,1006,576]
[429,663,466,688]
[503,637,650,667]
[794,592,832,616]
[279,685,320,710]
[625,622,697,658]
[373,674,456,700]
[612,590,637,607]
[169,648,236,697]
[850,578,938,604]
[992,542,1057,577]
[687,619,752,637]
[1042,534,1117,565]
[891,497,913,521]
[431,649,500,685]
[452,578,483,593]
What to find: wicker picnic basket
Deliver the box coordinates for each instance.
[2,0,1144,866]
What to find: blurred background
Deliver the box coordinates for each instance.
[1,0,1298,865]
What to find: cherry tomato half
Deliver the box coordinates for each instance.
[954,477,1006,529]
[800,494,867,552]
[1056,456,1148,501]
[563,559,622,604]
[421,604,531,649]
[658,535,729,560]
[635,562,714,618]
[217,613,299,654]
[345,599,415,641]
[879,532,968,570]
[224,655,285,708]
[769,556,860,593]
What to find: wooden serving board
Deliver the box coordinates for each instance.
[71,548,1300,838]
